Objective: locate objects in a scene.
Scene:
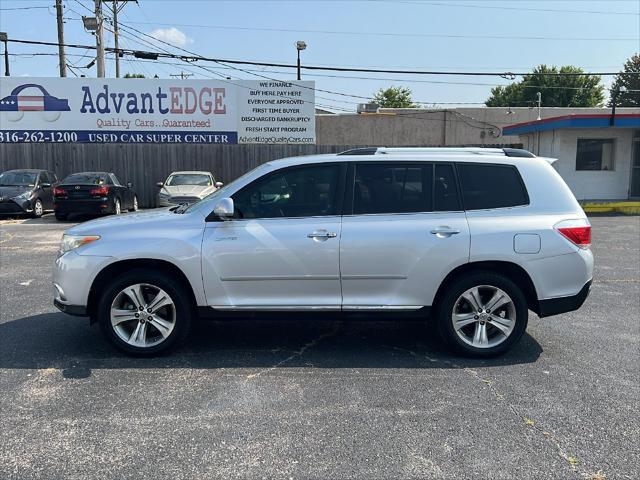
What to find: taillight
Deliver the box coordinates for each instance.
[555,220,591,249]
[90,186,109,196]
[53,187,67,197]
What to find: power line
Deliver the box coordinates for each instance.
[119,21,638,42]
[0,6,51,11]
[7,37,632,77]
[388,0,640,16]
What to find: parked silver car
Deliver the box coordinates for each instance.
[157,171,222,207]
[54,148,593,357]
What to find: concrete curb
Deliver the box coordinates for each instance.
[581,201,640,215]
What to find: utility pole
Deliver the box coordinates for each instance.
[94,0,105,77]
[55,0,66,77]
[112,0,120,78]
[170,71,194,80]
[0,32,8,76]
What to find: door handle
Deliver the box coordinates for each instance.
[430,227,461,237]
[307,231,337,239]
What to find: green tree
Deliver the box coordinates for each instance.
[372,86,417,108]
[124,73,145,78]
[485,65,605,107]
[608,53,640,107]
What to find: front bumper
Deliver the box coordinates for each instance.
[0,198,31,214]
[538,280,592,318]
[53,251,112,315]
[157,196,200,207]
[53,298,87,316]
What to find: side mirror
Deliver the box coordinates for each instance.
[215,181,224,188]
[127,182,133,188]
[156,182,163,188]
[213,197,234,220]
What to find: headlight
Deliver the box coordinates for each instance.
[59,234,100,255]
[12,191,31,201]
[159,190,170,199]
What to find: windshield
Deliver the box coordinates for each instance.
[166,174,213,186]
[63,173,109,185]
[0,172,37,187]
[182,163,271,214]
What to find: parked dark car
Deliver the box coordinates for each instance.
[53,172,138,221]
[0,169,58,217]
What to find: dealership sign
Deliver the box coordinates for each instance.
[0,78,315,144]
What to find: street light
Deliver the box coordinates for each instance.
[610,85,627,126]
[296,40,307,81]
[82,16,99,31]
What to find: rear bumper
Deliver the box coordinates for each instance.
[537,280,592,318]
[54,198,112,214]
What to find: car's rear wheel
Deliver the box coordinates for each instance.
[54,212,67,221]
[435,272,528,357]
[114,198,121,215]
[32,199,43,218]
[97,269,192,356]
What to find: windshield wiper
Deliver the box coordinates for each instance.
[174,203,190,214]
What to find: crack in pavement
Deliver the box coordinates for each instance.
[389,345,606,480]
[245,322,342,380]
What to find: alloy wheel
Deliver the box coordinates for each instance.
[33,199,43,217]
[451,285,516,349]
[133,196,138,211]
[115,199,121,215]
[110,283,177,348]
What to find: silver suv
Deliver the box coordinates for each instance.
[53,148,593,357]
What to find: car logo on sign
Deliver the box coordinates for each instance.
[0,83,71,123]
[75,186,80,190]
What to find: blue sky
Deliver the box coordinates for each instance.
[1,0,638,111]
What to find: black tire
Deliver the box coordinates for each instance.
[434,271,528,357]
[97,269,193,356]
[54,212,68,221]
[32,198,43,218]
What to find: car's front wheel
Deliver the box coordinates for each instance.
[131,195,139,212]
[435,272,528,357]
[97,269,192,355]
[32,198,43,218]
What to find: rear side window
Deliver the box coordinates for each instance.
[353,163,433,214]
[457,164,528,210]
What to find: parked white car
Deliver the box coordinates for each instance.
[54,148,593,357]
[156,171,222,207]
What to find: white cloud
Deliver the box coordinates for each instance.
[149,27,192,47]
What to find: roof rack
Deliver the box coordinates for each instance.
[337,147,536,158]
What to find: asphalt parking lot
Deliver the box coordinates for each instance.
[0,214,638,480]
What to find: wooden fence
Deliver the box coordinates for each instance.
[0,143,363,207]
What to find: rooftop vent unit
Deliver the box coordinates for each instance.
[357,103,379,114]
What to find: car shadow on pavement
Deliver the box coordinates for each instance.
[0,313,543,376]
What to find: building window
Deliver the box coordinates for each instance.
[576,139,615,171]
